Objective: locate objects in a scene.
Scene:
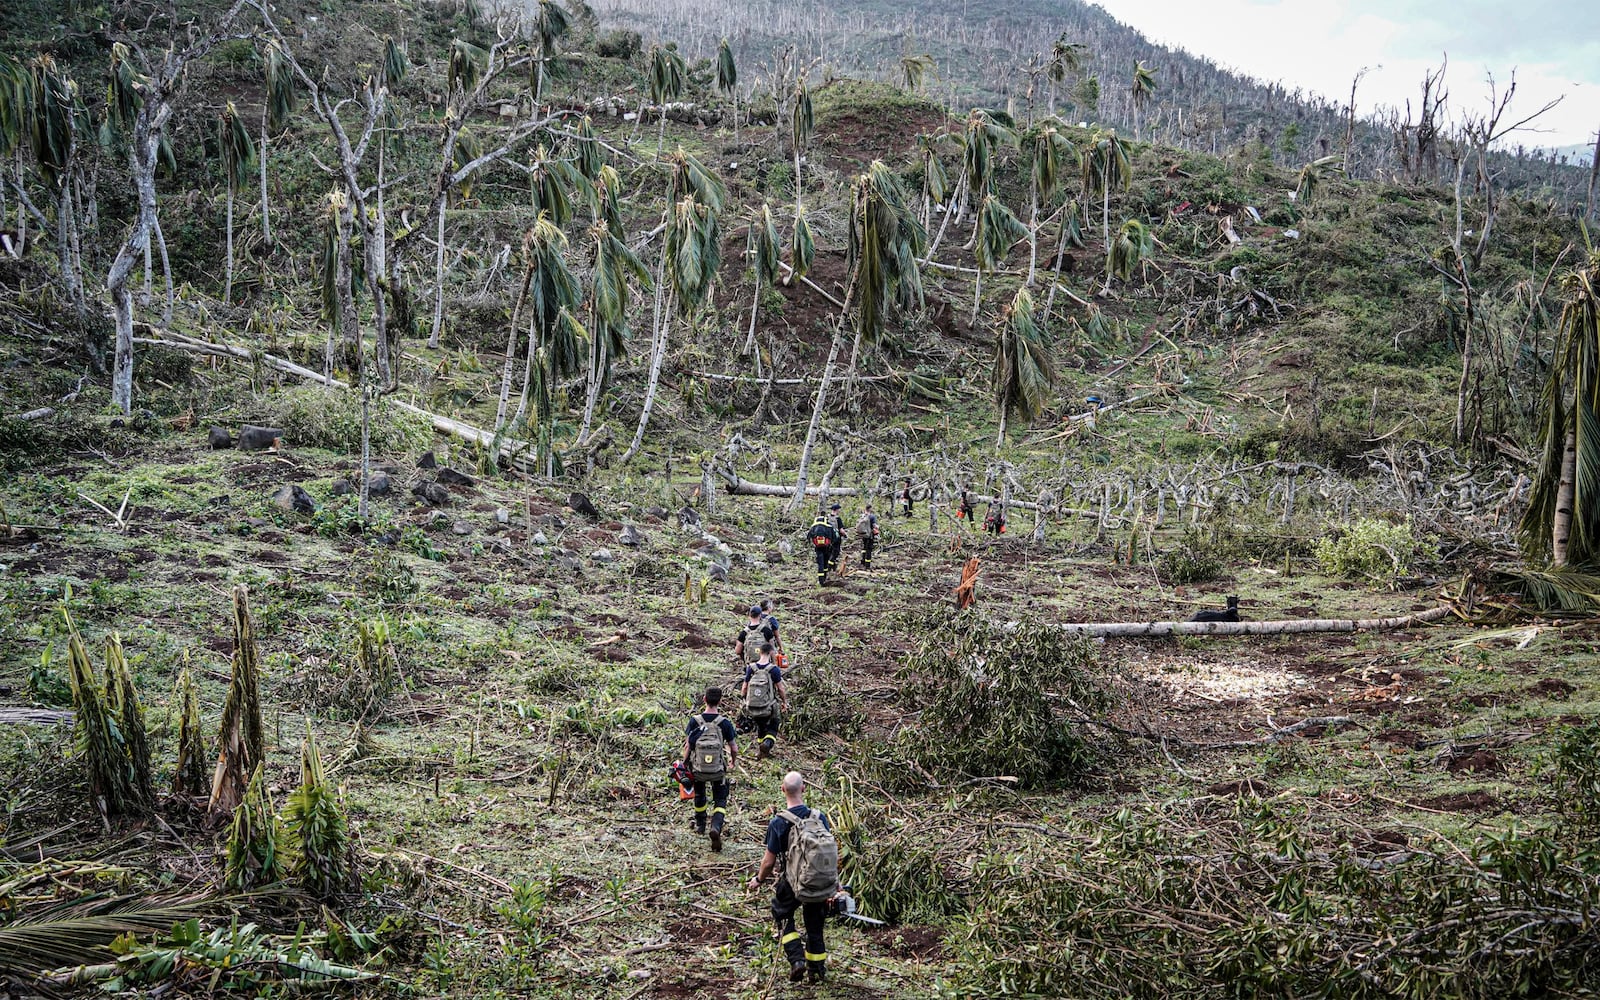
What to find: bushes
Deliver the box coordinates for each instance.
[267,387,429,455]
[1314,517,1434,585]
[881,610,1115,789]
[1157,526,1225,583]
[1550,720,1600,827]
[782,655,863,742]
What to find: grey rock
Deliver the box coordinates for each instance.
[532,531,549,546]
[591,547,615,564]
[778,539,794,557]
[677,506,700,529]
[437,467,475,487]
[569,492,599,518]
[417,451,438,469]
[207,426,233,449]
[273,484,316,515]
[237,425,283,451]
[644,506,668,522]
[539,513,566,530]
[452,521,472,536]
[412,481,450,506]
[487,537,512,554]
[556,556,583,573]
[619,523,643,546]
[706,562,729,582]
[368,472,391,496]
[495,508,511,525]
[330,479,355,497]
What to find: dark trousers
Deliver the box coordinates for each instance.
[902,499,913,517]
[691,780,728,832]
[773,879,827,968]
[960,506,975,522]
[814,546,830,582]
[861,536,875,567]
[751,712,779,754]
[828,539,841,569]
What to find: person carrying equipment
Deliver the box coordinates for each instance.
[805,511,839,586]
[746,771,839,984]
[984,503,1006,535]
[855,504,880,569]
[759,598,784,658]
[826,503,845,571]
[742,643,789,759]
[900,478,914,518]
[959,489,976,524]
[736,605,774,664]
[684,687,739,852]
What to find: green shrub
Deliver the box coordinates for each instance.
[1314,517,1434,585]
[268,387,429,455]
[782,655,863,742]
[1158,527,1225,584]
[1550,720,1600,827]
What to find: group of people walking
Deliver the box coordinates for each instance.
[805,503,880,586]
[672,597,838,983]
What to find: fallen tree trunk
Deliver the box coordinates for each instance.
[0,708,74,725]
[721,476,859,498]
[1044,604,1454,638]
[136,328,536,472]
[690,371,901,386]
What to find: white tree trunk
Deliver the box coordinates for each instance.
[1026,176,1039,286]
[428,206,446,348]
[154,212,173,327]
[787,330,843,516]
[1043,605,1453,638]
[259,110,272,248]
[621,285,672,464]
[224,183,235,305]
[1554,423,1577,565]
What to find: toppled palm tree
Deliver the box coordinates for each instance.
[1294,154,1342,207]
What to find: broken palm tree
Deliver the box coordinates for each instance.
[62,611,152,818]
[954,557,980,610]
[172,658,207,797]
[210,585,264,817]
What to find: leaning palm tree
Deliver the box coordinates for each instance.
[216,102,256,305]
[789,162,925,514]
[623,192,721,463]
[928,108,1012,259]
[716,37,739,140]
[578,219,650,445]
[972,193,1027,325]
[0,55,29,239]
[1023,119,1075,285]
[1129,60,1158,141]
[1081,127,1131,291]
[529,0,570,102]
[1521,250,1600,568]
[914,132,948,232]
[647,44,687,160]
[788,201,814,286]
[993,286,1055,447]
[1047,35,1085,116]
[258,39,296,252]
[28,55,86,314]
[790,77,813,228]
[743,202,781,365]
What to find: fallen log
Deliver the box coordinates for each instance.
[0,707,74,725]
[720,477,859,498]
[135,329,536,472]
[1044,604,1455,638]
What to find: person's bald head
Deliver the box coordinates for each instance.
[781,771,805,802]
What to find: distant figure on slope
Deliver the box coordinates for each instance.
[826,503,845,571]
[856,504,880,568]
[983,503,1006,535]
[900,478,914,518]
[806,510,839,586]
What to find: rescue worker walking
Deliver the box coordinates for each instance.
[959,489,976,524]
[900,478,914,518]
[856,504,880,569]
[805,511,839,586]
[759,598,784,657]
[746,771,839,984]
[826,503,845,572]
[684,687,738,852]
[742,643,789,758]
[736,605,773,665]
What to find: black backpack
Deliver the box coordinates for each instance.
[690,715,728,781]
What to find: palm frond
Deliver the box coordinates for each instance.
[447,39,489,95]
[1108,217,1154,282]
[975,194,1027,273]
[716,37,737,94]
[217,102,256,190]
[790,203,815,279]
[648,44,687,105]
[750,203,781,285]
[790,79,813,153]
[265,40,298,132]
[668,146,726,212]
[0,898,212,974]
[381,37,408,93]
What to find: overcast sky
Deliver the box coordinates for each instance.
[1090,0,1600,153]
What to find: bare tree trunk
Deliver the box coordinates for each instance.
[224,182,235,305]
[788,330,843,516]
[359,380,371,521]
[1098,157,1112,295]
[141,229,152,307]
[923,164,966,263]
[995,406,1007,449]
[57,176,86,316]
[742,285,763,376]
[578,335,607,445]
[1587,126,1600,220]
[1554,422,1577,565]
[1025,173,1039,286]
[622,281,672,464]
[1043,209,1070,318]
[259,107,272,248]
[495,259,537,433]
[154,213,173,327]
[428,206,446,348]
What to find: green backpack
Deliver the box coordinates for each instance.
[690,715,728,782]
[745,664,777,719]
[778,808,839,903]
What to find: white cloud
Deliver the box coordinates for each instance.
[1091,0,1599,146]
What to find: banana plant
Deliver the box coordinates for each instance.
[993,287,1055,448]
[716,37,739,140]
[743,202,781,366]
[215,101,256,304]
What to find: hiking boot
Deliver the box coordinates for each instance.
[789,961,808,983]
[757,741,771,760]
[807,963,827,984]
[709,828,723,852]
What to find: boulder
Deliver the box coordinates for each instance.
[207,426,233,449]
[532,531,549,546]
[412,481,450,506]
[437,467,475,487]
[591,548,615,564]
[677,506,701,529]
[368,472,391,496]
[237,425,283,451]
[273,484,316,515]
[644,505,668,522]
[451,521,472,536]
[417,451,438,469]
[495,508,511,525]
[330,479,355,497]
[569,492,600,518]
[619,523,643,547]
[706,562,729,582]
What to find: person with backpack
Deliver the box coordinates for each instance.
[959,489,976,524]
[900,478,914,518]
[855,504,880,569]
[746,771,839,984]
[984,503,1006,536]
[735,605,773,665]
[742,644,788,759]
[683,687,739,852]
[805,511,839,586]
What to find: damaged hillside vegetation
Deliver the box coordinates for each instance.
[7,0,1600,996]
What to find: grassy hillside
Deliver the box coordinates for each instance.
[3,1,1600,997]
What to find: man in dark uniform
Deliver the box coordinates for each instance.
[900,478,914,518]
[746,771,833,984]
[742,643,789,758]
[683,687,738,852]
[826,502,845,571]
[805,511,839,586]
[856,503,880,569]
[736,605,774,665]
